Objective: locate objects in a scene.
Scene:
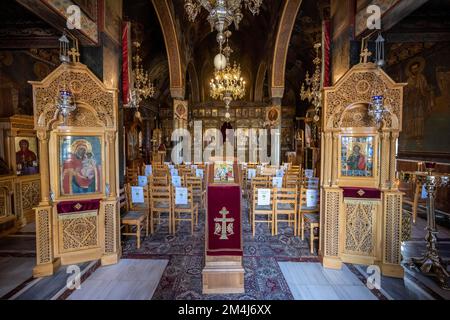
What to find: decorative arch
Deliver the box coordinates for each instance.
[271,0,302,98]
[187,61,200,103]
[254,61,267,102]
[151,0,185,99]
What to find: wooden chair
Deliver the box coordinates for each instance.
[172,186,198,234]
[284,174,301,188]
[126,167,139,185]
[121,185,149,249]
[150,175,169,186]
[185,176,205,209]
[298,187,320,241]
[150,185,173,234]
[304,213,320,254]
[274,187,298,236]
[249,177,270,220]
[251,187,274,237]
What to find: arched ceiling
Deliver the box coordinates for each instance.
[123,0,330,115]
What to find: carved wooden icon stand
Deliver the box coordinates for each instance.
[30,61,120,277]
[202,158,244,294]
[321,60,406,278]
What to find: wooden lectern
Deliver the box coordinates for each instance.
[202,158,245,294]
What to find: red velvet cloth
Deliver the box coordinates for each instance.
[57,199,101,215]
[206,185,243,256]
[342,187,381,199]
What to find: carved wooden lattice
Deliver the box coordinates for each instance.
[60,215,98,252]
[384,193,402,265]
[36,209,51,264]
[344,200,377,256]
[324,189,341,257]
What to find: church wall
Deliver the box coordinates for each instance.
[386,42,450,162]
[0,50,58,117]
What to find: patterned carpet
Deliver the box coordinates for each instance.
[121,202,319,300]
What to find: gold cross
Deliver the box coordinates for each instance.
[68,47,80,63]
[360,48,372,64]
[214,207,235,240]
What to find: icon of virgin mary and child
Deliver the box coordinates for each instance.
[61,139,101,195]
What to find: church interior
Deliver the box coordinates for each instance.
[0,0,450,302]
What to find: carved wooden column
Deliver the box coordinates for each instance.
[323,132,332,186]
[107,131,117,198]
[37,130,50,204]
[389,132,399,190]
[331,131,339,186]
[379,131,391,190]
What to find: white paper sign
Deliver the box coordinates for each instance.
[421,185,428,199]
[192,165,198,170]
[276,169,284,177]
[304,169,314,179]
[306,189,319,208]
[131,186,145,204]
[258,189,271,206]
[171,169,179,176]
[175,187,188,205]
[196,169,204,178]
[144,165,152,177]
[273,177,283,188]
[247,169,257,180]
[168,164,174,170]
[164,162,171,166]
[172,176,182,187]
[138,176,148,187]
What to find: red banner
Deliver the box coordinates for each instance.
[206,185,243,256]
[122,22,132,105]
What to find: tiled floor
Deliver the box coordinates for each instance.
[279,262,377,300]
[67,259,168,300]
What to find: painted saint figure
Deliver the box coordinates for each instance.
[16,139,38,175]
[347,144,366,171]
[62,140,100,195]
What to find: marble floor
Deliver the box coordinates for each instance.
[0,257,35,298]
[279,262,378,300]
[67,259,168,300]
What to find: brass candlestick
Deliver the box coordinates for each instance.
[402,163,450,290]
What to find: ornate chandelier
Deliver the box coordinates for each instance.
[132,42,155,104]
[184,0,263,46]
[210,31,246,118]
[300,43,322,123]
[126,42,155,118]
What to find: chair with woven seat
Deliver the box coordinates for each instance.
[251,187,274,237]
[284,174,301,188]
[172,186,198,234]
[121,185,149,249]
[274,187,298,236]
[150,185,173,234]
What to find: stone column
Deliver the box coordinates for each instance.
[270,97,282,166]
